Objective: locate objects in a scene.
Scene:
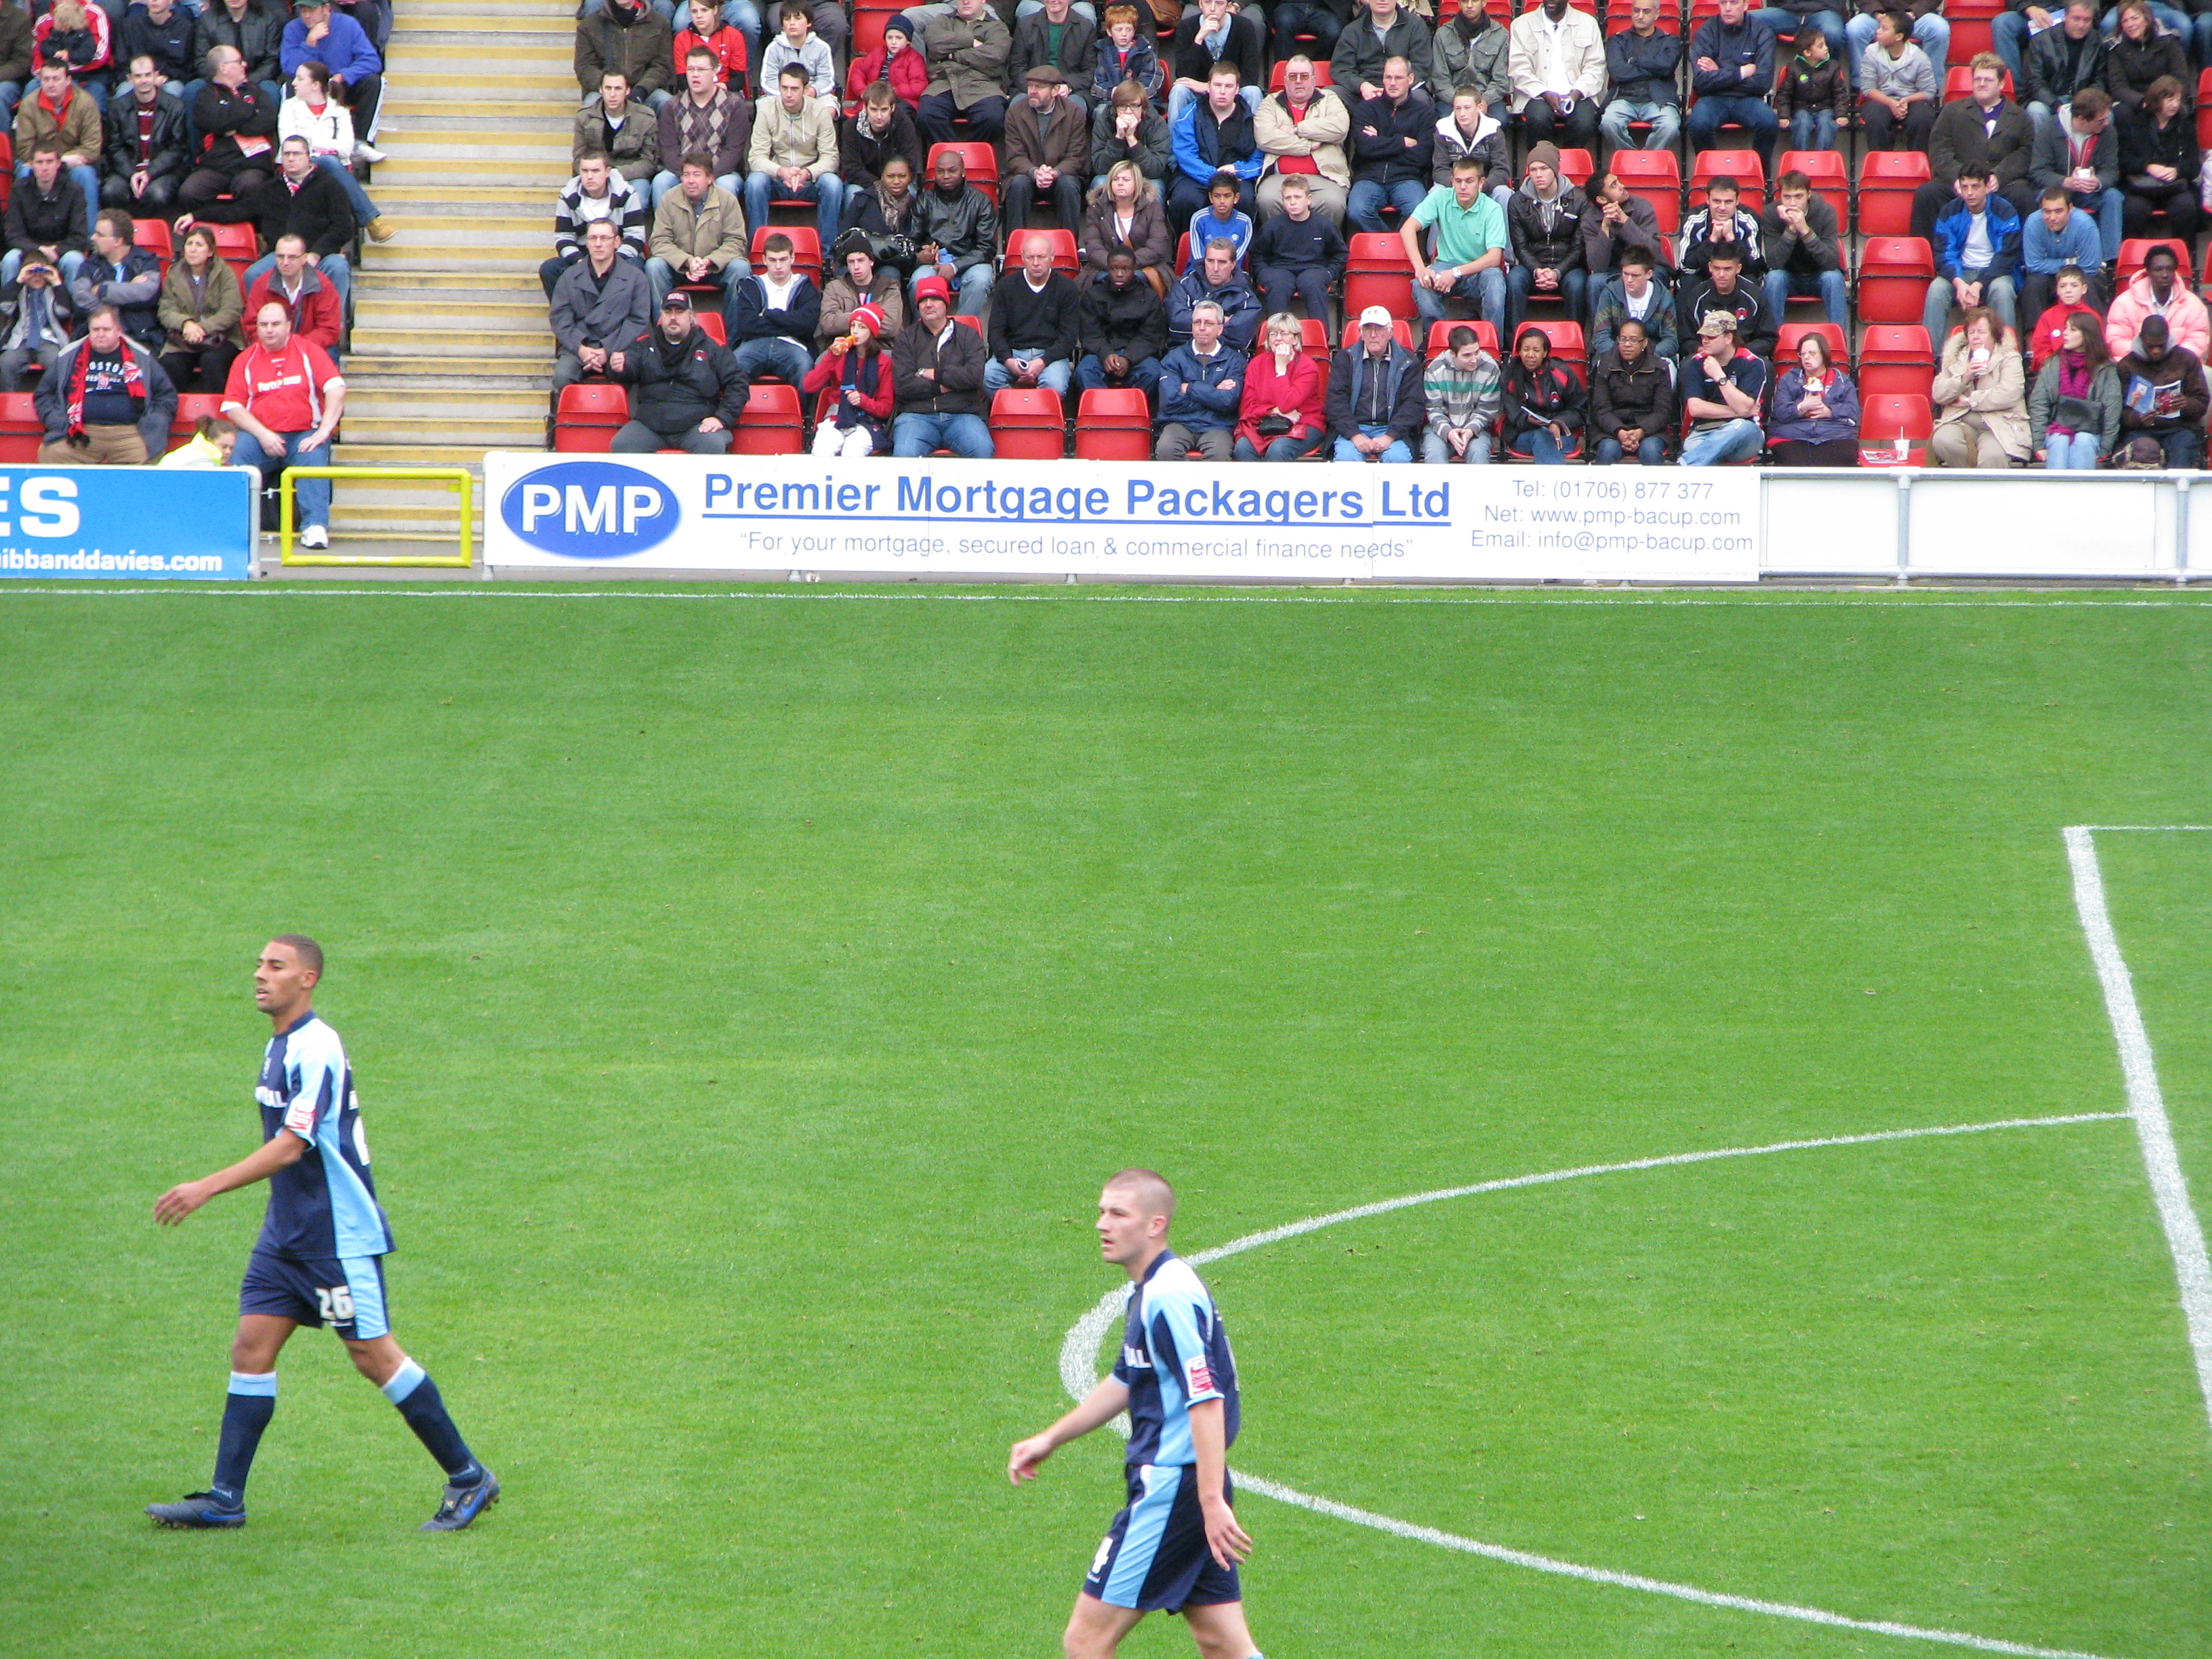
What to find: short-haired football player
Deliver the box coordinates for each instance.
[1008,1170,1263,1659]
[145,936,497,1531]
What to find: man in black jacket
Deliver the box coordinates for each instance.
[102,56,192,211]
[2021,0,2105,145]
[190,0,284,109]
[890,273,994,455]
[1504,142,1587,329]
[182,47,281,211]
[984,231,1080,395]
[1675,247,1774,358]
[0,3,32,135]
[121,0,197,87]
[1073,247,1168,405]
[184,136,358,308]
[1345,56,1431,233]
[611,291,745,451]
[3,145,91,288]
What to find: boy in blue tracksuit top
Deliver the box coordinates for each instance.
[1685,0,1776,171]
[1925,171,2022,346]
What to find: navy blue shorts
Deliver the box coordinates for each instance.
[1083,1463,1241,1613]
[239,1249,390,1340]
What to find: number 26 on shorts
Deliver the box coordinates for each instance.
[316,1284,356,1324]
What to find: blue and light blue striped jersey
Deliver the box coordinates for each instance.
[253,1011,392,1261]
[1112,1250,1239,1468]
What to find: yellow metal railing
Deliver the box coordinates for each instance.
[279,468,476,568]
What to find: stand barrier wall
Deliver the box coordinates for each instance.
[483,454,2205,584]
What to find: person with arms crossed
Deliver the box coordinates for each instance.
[1009,1170,1261,1659]
[146,937,496,1531]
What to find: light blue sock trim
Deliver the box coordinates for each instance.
[379,1357,426,1405]
[227,1370,278,1397]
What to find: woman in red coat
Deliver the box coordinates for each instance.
[1234,310,1326,459]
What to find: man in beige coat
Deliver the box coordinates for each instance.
[647,152,747,319]
[744,62,843,247]
[916,0,1011,146]
[1252,56,1349,226]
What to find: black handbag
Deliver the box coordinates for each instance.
[1254,415,1292,438]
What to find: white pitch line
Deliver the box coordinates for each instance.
[0,587,2209,608]
[1055,1111,2136,1656]
[2063,826,2212,1435]
[1235,1473,2125,1659]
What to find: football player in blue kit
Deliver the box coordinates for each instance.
[145,935,497,1532]
[1009,1169,1265,1659]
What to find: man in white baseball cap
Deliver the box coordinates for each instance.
[1328,304,1422,461]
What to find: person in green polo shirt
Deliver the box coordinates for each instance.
[1400,155,1509,329]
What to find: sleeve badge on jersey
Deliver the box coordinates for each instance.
[1185,1355,1214,1395]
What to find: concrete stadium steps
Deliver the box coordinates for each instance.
[321,0,573,544]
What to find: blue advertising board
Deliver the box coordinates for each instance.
[0,464,255,580]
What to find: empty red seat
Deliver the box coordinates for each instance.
[1073,387,1151,459]
[1553,147,1594,188]
[0,390,38,459]
[2199,67,2212,149]
[1856,150,1930,235]
[989,387,1066,458]
[1856,323,1936,398]
[1857,237,1936,325]
[134,217,173,265]
[733,382,803,454]
[553,383,627,452]
[693,310,727,344]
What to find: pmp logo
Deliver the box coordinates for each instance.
[501,461,678,558]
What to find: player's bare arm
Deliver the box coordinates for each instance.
[153,1126,308,1225]
[1187,1397,1251,1570]
[1010,1376,1132,1482]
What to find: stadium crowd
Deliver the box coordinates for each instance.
[547,0,2212,466]
[0,0,390,541]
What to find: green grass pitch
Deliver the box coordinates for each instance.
[3,583,2210,1659]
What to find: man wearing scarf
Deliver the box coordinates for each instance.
[33,302,178,464]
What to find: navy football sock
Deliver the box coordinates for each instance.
[210,1372,276,1504]
[380,1359,480,1483]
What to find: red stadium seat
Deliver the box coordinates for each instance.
[1342,230,1414,319]
[1689,149,1765,213]
[2118,237,2192,288]
[1000,228,1080,274]
[1339,317,1414,351]
[1073,388,1152,459]
[1553,148,1595,188]
[1425,318,1500,357]
[1855,328,1935,406]
[1773,150,1847,226]
[751,224,819,283]
[0,390,38,459]
[733,382,804,453]
[1858,392,1933,466]
[134,217,173,266]
[1941,65,2014,102]
[952,312,984,336]
[1857,237,1936,324]
[1298,314,1331,372]
[1610,148,1681,234]
[0,132,12,212]
[552,383,627,452]
[1856,150,1931,234]
[2199,67,2212,149]
[926,142,998,203]
[1515,318,1585,369]
[1266,58,1333,89]
[989,387,1067,458]
[693,310,727,344]
[168,392,225,449]
[1774,321,1847,367]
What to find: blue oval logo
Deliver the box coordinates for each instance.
[499,461,680,558]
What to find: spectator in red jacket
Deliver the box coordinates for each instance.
[243,234,344,360]
[846,15,926,108]
[1233,308,1325,458]
[672,0,747,94]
